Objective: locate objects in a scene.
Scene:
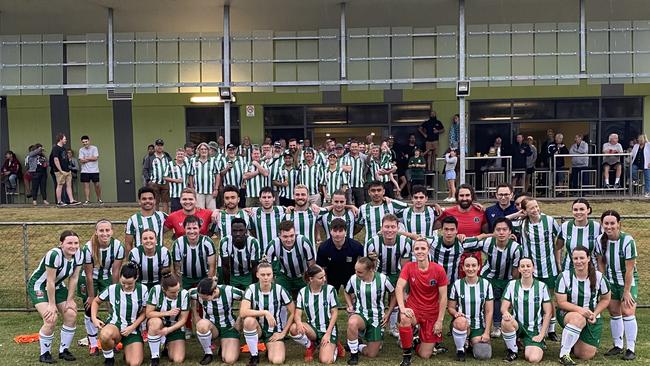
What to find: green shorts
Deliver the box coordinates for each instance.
[358,314,383,342]
[166,329,186,343]
[517,328,545,350]
[141,282,158,291]
[217,267,224,285]
[537,276,557,294]
[469,327,485,340]
[182,276,202,291]
[486,277,509,292]
[307,323,338,344]
[230,274,253,290]
[276,273,305,295]
[217,326,240,339]
[386,273,399,288]
[29,285,68,306]
[77,276,112,303]
[610,282,639,302]
[121,331,143,346]
[556,310,603,348]
[272,260,281,275]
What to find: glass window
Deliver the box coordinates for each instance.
[512,100,555,120]
[306,105,347,126]
[602,98,643,119]
[185,106,240,128]
[556,99,598,119]
[470,101,512,121]
[348,105,389,125]
[391,104,431,125]
[600,120,643,149]
[264,106,304,127]
[265,128,305,142]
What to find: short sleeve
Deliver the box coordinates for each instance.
[391,199,408,212]
[172,240,182,262]
[625,237,637,260]
[125,218,136,236]
[594,235,604,256]
[512,244,522,267]
[161,248,171,267]
[398,262,411,281]
[437,265,449,287]
[400,238,412,259]
[147,286,159,306]
[557,223,566,241]
[462,237,482,251]
[302,238,315,262]
[115,242,126,260]
[189,288,197,301]
[231,287,244,301]
[164,215,174,230]
[555,273,568,294]
[598,274,610,295]
[45,249,61,269]
[219,237,229,257]
[541,283,551,303]
[345,278,355,294]
[204,237,216,257]
[82,245,93,265]
[552,218,561,236]
[485,281,494,300]
[98,286,110,302]
[363,241,373,257]
[295,289,305,310]
[128,248,137,263]
[279,286,292,305]
[383,274,395,293]
[328,286,339,308]
[265,241,276,260]
[243,286,254,302]
[449,281,459,301]
[503,281,515,303]
[251,239,261,261]
[180,290,190,311]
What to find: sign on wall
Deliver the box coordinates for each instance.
[246,105,255,117]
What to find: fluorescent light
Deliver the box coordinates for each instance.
[479,116,521,121]
[190,95,236,104]
[370,132,376,136]
[312,120,346,125]
[395,118,426,123]
[325,133,331,137]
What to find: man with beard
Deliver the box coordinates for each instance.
[247,186,286,254]
[320,190,360,240]
[323,152,348,204]
[435,184,487,279]
[341,140,367,207]
[218,143,246,208]
[164,188,215,239]
[210,185,250,238]
[238,135,253,163]
[298,148,325,206]
[242,148,270,207]
[316,218,364,291]
[288,138,300,165]
[143,138,172,212]
[125,186,169,252]
[220,218,261,289]
[274,151,300,207]
[357,181,408,244]
[285,184,327,246]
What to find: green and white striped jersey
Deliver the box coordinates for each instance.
[555,269,609,313]
[219,235,261,276]
[244,161,270,198]
[249,206,285,252]
[150,154,171,185]
[211,209,250,238]
[367,157,381,183]
[172,235,216,279]
[364,234,413,276]
[401,207,436,237]
[520,214,560,279]
[99,283,148,332]
[462,237,521,281]
[285,208,327,247]
[323,167,349,197]
[147,285,190,327]
[219,156,246,187]
[244,283,292,333]
[81,238,125,281]
[128,245,171,286]
[164,162,192,198]
[320,209,356,239]
[266,235,316,278]
[375,153,394,183]
[125,211,168,247]
[427,235,465,284]
[357,200,408,243]
[267,157,285,190]
[275,166,300,199]
[558,220,601,271]
[345,272,395,327]
[190,157,219,195]
[29,247,83,292]
[595,232,638,287]
[341,154,366,188]
[296,284,339,335]
[299,162,324,195]
[449,278,494,330]
[190,285,243,328]
[238,145,253,163]
[503,279,551,334]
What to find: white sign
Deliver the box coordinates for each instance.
[246,105,255,117]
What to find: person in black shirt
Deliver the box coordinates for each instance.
[50,133,80,206]
[316,218,364,291]
[418,111,445,170]
[547,133,570,192]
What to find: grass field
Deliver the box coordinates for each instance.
[0,199,648,365]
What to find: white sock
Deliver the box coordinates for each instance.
[84,315,98,348]
[347,339,359,354]
[560,324,582,357]
[291,333,311,348]
[502,330,518,352]
[389,308,398,329]
[244,330,259,356]
[615,177,620,184]
[39,331,54,355]
[359,343,367,353]
[102,349,114,359]
[452,328,468,352]
[548,317,556,334]
[605,178,610,185]
[148,334,161,358]
[623,316,637,352]
[59,325,76,353]
[197,331,213,355]
[611,316,624,348]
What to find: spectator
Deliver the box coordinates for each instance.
[547,133,569,188]
[525,136,537,192]
[418,110,445,170]
[569,134,589,191]
[396,134,418,197]
[630,134,650,197]
[340,140,367,207]
[23,145,34,198]
[141,144,154,186]
[443,148,458,202]
[66,149,79,193]
[602,133,623,188]
[539,128,555,167]
[184,142,196,161]
[238,135,253,163]
[316,218,364,291]
[164,148,192,212]
[511,133,532,189]
[27,144,49,205]
[217,135,226,155]
[78,135,102,205]
[407,147,426,192]
[143,138,172,213]
[448,113,460,149]
[2,150,21,194]
[485,182,517,232]
[486,136,507,171]
[263,136,272,146]
[50,133,80,206]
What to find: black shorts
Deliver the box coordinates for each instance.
[80,173,100,183]
[602,161,622,168]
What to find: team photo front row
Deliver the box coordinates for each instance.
[27,185,637,366]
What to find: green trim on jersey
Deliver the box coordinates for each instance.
[172,235,216,279]
[81,238,125,281]
[190,285,243,328]
[99,283,148,332]
[449,278,494,330]
[147,285,190,327]
[219,235,261,276]
[125,211,168,247]
[595,231,638,287]
[128,245,171,286]
[190,156,219,195]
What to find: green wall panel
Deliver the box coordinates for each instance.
[179,33,201,93]
[1,35,21,96]
[587,21,609,85]
[392,27,413,90]
[436,25,457,88]
[135,32,157,94]
[66,35,86,95]
[297,31,319,93]
[413,27,436,90]
[488,24,511,87]
[251,30,273,93]
[318,29,339,92]
[240,104,264,143]
[20,34,43,96]
[200,32,222,93]
[511,24,534,86]
[86,33,107,95]
[347,28,369,91]
[42,34,64,95]
[534,23,557,86]
[157,32,179,93]
[557,22,580,85]
[467,25,488,88]
[610,21,633,84]
[368,27,390,90]
[232,32,252,93]
[274,31,297,93]
[114,33,135,93]
[633,21,650,84]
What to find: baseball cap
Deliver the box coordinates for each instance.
[283,150,293,157]
[273,142,282,148]
[335,143,344,149]
[155,138,164,146]
[208,141,219,150]
[328,152,337,157]
[226,143,236,150]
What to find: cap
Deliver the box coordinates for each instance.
[414,146,421,151]
[283,150,293,157]
[208,141,219,150]
[388,135,395,140]
[328,152,337,157]
[226,143,236,150]
[335,143,344,149]
[155,138,164,145]
[273,142,282,148]
[304,147,314,153]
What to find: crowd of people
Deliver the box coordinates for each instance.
[28,172,638,365]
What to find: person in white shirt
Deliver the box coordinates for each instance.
[602,133,624,188]
[78,135,102,205]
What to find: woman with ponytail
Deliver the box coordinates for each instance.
[190,275,244,365]
[78,219,125,356]
[555,247,610,365]
[128,229,172,290]
[554,199,601,271]
[146,269,190,365]
[596,210,639,361]
[91,262,148,366]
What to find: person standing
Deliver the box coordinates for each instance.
[357,181,408,244]
[51,133,81,207]
[511,133,532,190]
[164,149,193,213]
[191,142,219,210]
[125,187,169,251]
[78,135,102,205]
[525,136,537,193]
[143,139,172,213]
[316,218,364,292]
[485,183,518,232]
[629,134,650,197]
[418,110,445,171]
[163,188,215,239]
[340,140,367,207]
[298,148,325,206]
[27,144,50,205]
[274,151,300,207]
[448,114,460,150]
[547,133,570,189]
[219,144,246,208]
[242,148,270,207]
[569,134,589,192]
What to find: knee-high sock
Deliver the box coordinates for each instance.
[148,335,162,358]
[389,308,399,328]
[452,328,468,352]
[244,330,259,356]
[197,331,213,355]
[84,315,98,348]
[347,338,359,354]
[623,316,637,352]
[548,317,556,333]
[102,349,114,359]
[291,333,311,348]
[399,326,413,350]
[39,331,54,355]
[59,325,76,353]
[611,315,624,348]
[559,324,582,357]
[502,330,518,353]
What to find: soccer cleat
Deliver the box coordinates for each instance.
[412,324,421,348]
[304,343,315,362]
[151,358,160,366]
[559,354,577,366]
[399,354,412,366]
[103,358,115,366]
[89,347,100,356]
[504,349,518,362]
[435,342,448,353]
[83,200,90,205]
[58,349,76,361]
[347,352,359,365]
[199,354,214,365]
[605,346,623,356]
[546,332,559,342]
[490,326,501,338]
[98,200,104,205]
[390,324,400,338]
[56,202,67,207]
[456,350,466,362]
[622,349,636,361]
[39,351,57,364]
[246,355,260,366]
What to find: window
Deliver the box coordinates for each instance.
[512,100,555,120]
[185,106,240,127]
[306,105,347,126]
[602,98,643,119]
[556,99,598,119]
[391,104,431,124]
[264,106,304,127]
[348,105,388,125]
[470,101,512,121]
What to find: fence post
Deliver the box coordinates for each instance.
[22,223,29,310]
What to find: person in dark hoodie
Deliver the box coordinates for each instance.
[511,133,532,190]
